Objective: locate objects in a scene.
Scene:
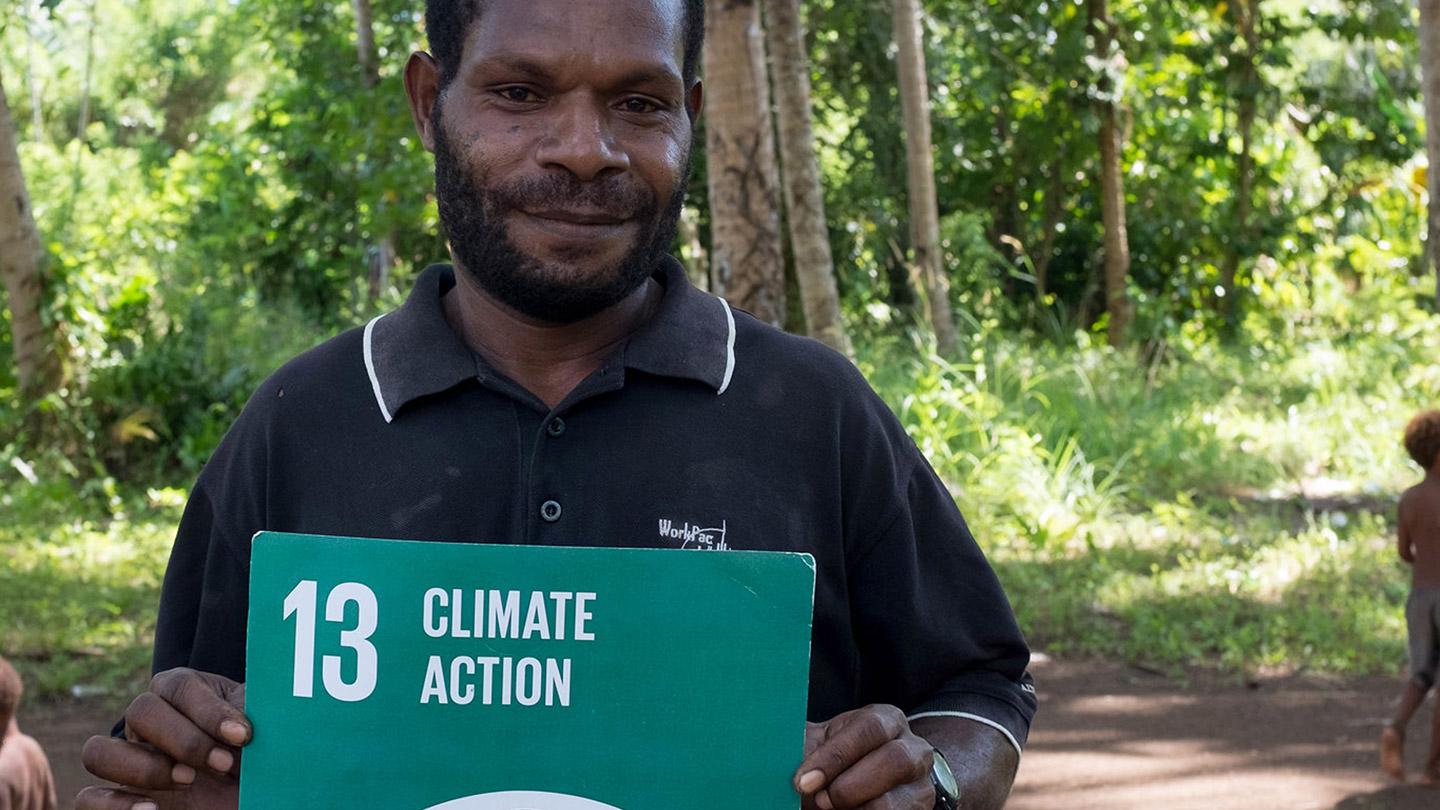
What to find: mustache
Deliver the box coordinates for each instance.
[487,172,657,220]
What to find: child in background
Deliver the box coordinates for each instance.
[1382,410,1440,784]
[0,655,57,810]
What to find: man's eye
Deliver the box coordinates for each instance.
[621,98,659,114]
[497,87,538,103]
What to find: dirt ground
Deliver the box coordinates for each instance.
[19,658,1440,809]
[1009,659,1439,810]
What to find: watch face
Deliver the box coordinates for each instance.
[932,751,961,804]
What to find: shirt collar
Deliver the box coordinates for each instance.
[363,257,736,423]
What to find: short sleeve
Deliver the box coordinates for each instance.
[151,481,251,682]
[847,453,1037,755]
[151,385,275,684]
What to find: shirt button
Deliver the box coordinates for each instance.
[540,500,563,523]
[547,417,566,437]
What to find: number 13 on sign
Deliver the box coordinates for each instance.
[282,580,379,702]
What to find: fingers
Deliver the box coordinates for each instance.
[75,785,160,810]
[125,692,239,776]
[822,736,933,809]
[855,780,934,810]
[796,704,908,793]
[81,736,196,791]
[150,669,251,746]
[79,670,248,810]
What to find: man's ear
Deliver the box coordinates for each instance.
[685,79,703,125]
[405,52,443,153]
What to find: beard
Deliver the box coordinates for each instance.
[432,118,689,324]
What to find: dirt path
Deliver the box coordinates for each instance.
[19,659,1440,809]
[22,697,116,810]
[1010,659,1438,810]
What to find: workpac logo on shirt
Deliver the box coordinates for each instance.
[658,518,729,551]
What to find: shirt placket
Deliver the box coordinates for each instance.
[517,360,626,544]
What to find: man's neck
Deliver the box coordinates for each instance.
[442,266,662,410]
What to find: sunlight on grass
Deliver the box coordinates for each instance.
[0,488,181,699]
[4,273,1435,699]
[862,278,1436,677]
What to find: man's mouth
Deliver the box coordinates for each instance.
[514,208,635,241]
[525,208,629,226]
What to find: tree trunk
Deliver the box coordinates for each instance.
[353,0,396,302]
[891,0,957,355]
[1421,0,1440,300]
[0,71,60,398]
[366,237,396,300]
[1221,0,1259,329]
[76,0,96,142]
[26,0,43,140]
[1035,159,1067,299]
[763,0,850,354]
[1087,0,1131,348]
[352,0,379,86]
[703,0,786,327]
[679,204,710,291]
[989,99,1023,296]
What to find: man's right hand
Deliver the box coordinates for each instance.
[78,669,250,810]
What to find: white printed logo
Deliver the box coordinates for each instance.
[423,791,622,810]
[658,518,730,551]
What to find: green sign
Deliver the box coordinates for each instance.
[240,532,817,810]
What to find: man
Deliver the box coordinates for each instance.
[78,1,1036,808]
[0,656,58,810]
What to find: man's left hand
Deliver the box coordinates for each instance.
[793,704,936,809]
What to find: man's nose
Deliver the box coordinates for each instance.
[535,98,631,182]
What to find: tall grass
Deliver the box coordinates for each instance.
[863,267,1437,674]
[3,262,1436,699]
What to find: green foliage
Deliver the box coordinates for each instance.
[1,0,1437,696]
[0,482,181,699]
[862,261,1437,673]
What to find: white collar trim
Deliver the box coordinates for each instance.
[363,314,394,423]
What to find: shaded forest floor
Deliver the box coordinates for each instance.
[1008,659,1437,810]
[27,657,1440,810]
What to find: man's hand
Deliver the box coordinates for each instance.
[78,669,250,810]
[794,704,936,810]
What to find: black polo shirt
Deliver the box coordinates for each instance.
[154,258,1037,753]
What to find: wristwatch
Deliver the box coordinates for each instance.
[930,748,961,810]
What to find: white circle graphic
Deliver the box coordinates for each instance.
[422,791,623,810]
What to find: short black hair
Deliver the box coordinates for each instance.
[424,0,706,86]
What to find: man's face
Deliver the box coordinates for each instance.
[423,0,696,323]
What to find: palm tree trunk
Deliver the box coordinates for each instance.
[353,0,379,86]
[679,204,710,291]
[891,0,957,355]
[1221,0,1259,330]
[0,70,60,398]
[353,0,396,302]
[1087,0,1131,347]
[764,0,850,354]
[703,0,786,327]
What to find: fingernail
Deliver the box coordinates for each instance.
[817,791,834,810]
[172,763,196,784]
[134,803,158,810]
[220,719,249,744]
[798,769,825,792]
[208,747,234,772]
